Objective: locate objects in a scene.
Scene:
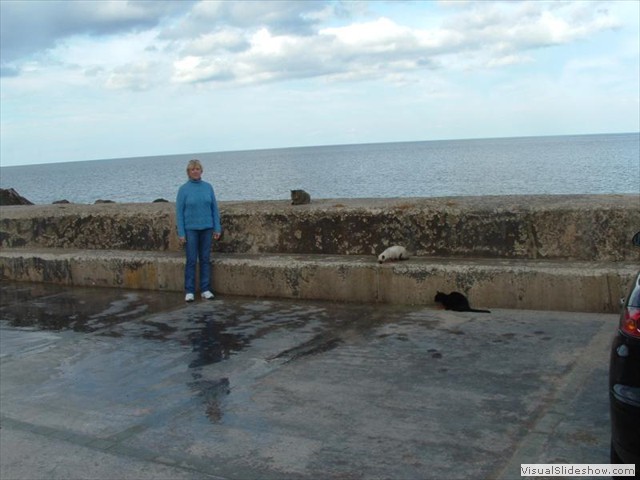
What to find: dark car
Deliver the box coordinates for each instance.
[609,232,640,467]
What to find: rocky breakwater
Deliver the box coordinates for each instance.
[0,195,638,312]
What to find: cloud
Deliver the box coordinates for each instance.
[0,0,629,90]
[164,0,339,38]
[169,17,452,87]
[167,1,622,87]
[105,61,161,91]
[0,0,192,66]
[182,29,250,56]
[433,1,623,71]
[0,64,20,77]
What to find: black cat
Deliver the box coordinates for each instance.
[434,291,491,313]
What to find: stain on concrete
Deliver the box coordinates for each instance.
[268,334,343,364]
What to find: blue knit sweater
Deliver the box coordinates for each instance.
[175,179,221,237]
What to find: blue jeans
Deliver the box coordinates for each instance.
[184,229,213,294]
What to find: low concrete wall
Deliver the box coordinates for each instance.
[212,254,635,312]
[1,195,638,312]
[2,195,639,261]
[0,249,184,290]
[0,202,178,251]
[0,249,635,313]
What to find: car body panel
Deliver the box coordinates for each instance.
[609,271,640,465]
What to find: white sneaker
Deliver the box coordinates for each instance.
[185,293,195,302]
[201,290,215,300]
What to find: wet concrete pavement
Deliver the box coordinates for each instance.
[0,282,616,480]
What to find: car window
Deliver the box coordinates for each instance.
[628,275,640,308]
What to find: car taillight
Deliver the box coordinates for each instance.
[620,307,640,338]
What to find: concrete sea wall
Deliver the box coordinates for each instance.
[1,195,638,312]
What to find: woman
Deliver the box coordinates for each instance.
[176,159,222,302]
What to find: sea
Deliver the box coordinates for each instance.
[1,133,638,205]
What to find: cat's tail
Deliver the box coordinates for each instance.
[469,308,491,313]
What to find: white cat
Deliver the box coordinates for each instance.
[377,245,410,264]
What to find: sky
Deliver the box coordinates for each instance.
[0,0,638,167]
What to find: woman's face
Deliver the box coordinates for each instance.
[188,165,202,181]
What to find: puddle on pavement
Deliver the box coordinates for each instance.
[0,281,444,425]
[1,282,434,351]
[188,316,250,368]
[188,376,231,423]
[0,282,183,332]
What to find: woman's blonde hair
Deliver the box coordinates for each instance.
[186,159,203,174]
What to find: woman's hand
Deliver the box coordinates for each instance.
[178,236,186,246]
[213,232,221,241]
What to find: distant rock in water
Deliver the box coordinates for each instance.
[153,198,169,203]
[291,189,311,205]
[94,199,116,204]
[52,199,71,204]
[0,188,33,206]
